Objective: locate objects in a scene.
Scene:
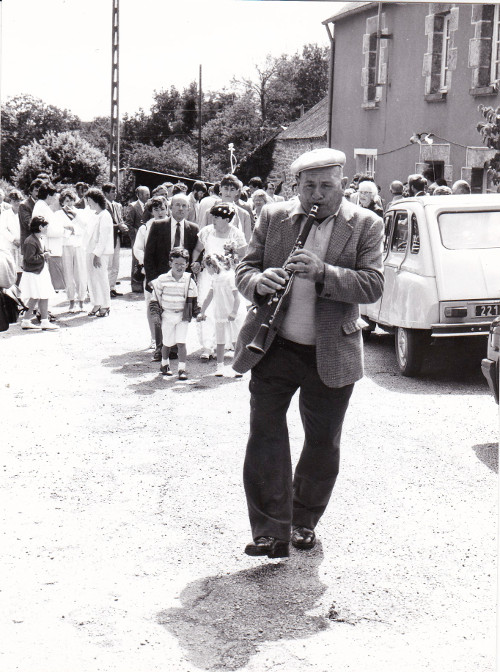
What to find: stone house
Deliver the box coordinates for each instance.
[322,2,500,202]
[267,97,328,196]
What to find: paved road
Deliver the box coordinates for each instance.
[1,268,497,672]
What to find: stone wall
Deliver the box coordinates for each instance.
[268,136,327,197]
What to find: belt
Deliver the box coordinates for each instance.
[274,335,316,353]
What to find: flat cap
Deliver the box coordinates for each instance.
[290,148,346,175]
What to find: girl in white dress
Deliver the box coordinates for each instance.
[19,216,58,331]
[197,253,242,376]
[191,203,247,360]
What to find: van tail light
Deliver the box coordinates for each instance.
[444,307,467,318]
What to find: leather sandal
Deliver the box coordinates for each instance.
[291,526,316,550]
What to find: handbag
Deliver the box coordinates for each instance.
[132,263,145,284]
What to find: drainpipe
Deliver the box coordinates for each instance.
[324,20,335,148]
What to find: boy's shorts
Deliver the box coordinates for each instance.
[161,310,188,347]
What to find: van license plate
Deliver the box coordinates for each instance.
[475,304,500,317]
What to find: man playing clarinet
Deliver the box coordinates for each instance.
[233,147,385,559]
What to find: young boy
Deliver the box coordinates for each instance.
[150,247,197,380]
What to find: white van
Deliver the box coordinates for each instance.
[361,194,500,376]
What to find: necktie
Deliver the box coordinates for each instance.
[174,222,181,248]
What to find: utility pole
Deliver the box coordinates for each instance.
[110,0,120,185]
[198,65,202,178]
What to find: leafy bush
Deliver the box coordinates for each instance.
[13,131,109,192]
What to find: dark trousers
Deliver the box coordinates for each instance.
[129,227,143,293]
[243,337,354,542]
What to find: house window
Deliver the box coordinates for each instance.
[440,14,451,90]
[423,5,459,100]
[469,4,500,94]
[490,4,500,83]
[354,149,377,177]
[361,12,389,108]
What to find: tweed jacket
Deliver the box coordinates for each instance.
[144,217,199,283]
[233,198,384,388]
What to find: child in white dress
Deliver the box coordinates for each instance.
[197,254,242,377]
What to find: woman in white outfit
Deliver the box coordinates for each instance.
[191,203,247,360]
[84,188,114,317]
[133,195,167,348]
[56,187,88,312]
[0,189,23,282]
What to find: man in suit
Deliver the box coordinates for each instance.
[75,182,89,210]
[126,185,150,292]
[19,178,43,255]
[233,147,384,559]
[102,183,128,297]
[144,193,199,362]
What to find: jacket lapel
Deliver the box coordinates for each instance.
[324,200,354,265]
[279,206,301,264]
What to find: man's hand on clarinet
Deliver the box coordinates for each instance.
[256,268,289,295]
[287,250,325,282]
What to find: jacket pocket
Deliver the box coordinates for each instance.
[342,319,361,335]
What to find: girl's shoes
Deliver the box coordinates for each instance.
[88,306,100,316]
[215,363,225,377]
[97,308,110,317]
[21,319,42,330]
[40,319,59,330]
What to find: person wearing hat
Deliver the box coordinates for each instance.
[233,147,385,559]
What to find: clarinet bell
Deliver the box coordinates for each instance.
[246,323,270,354]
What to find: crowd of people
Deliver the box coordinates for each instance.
[343,171,472,215]
[0,172,288,378]
[0,164,472,377]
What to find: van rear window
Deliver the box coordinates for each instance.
[438,211,500,249]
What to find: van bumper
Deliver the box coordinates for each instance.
[431,322,491,337]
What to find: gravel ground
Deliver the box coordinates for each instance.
[1,255,498,672]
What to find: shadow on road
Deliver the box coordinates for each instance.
[101,349,244,396]
[364,332,489,395]
[472,443,499,473]
[157,542,328,670]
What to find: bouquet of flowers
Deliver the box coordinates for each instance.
[223,241,239,268]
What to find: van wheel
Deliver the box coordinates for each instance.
[395,327,427,377]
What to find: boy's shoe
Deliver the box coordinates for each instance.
[151,348,162,362]
[21,319,42,331]
[178,370,188,380]
[160,364,172,376]
[215,363,224,377]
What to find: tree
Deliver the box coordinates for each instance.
[234,44,329,128]
[201,94,263,175]
[1,94,81,179]
[477,104,500,183]
[13,131,109,192]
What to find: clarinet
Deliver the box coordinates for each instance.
[246,204,320,354]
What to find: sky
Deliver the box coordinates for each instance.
[1,0,346,121]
